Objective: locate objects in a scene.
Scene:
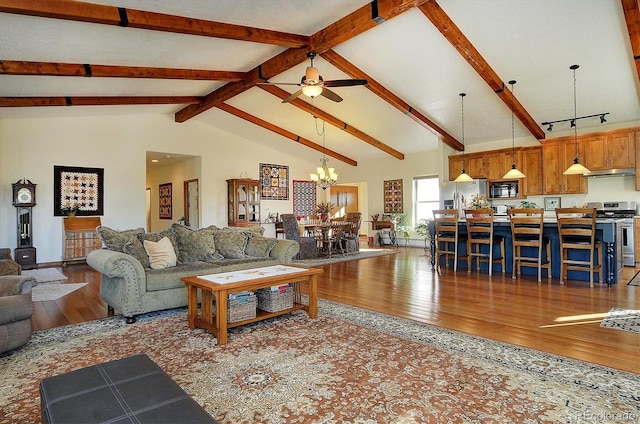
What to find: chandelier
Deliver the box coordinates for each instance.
[310,118,338,190]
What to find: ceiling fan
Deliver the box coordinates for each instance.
[260,52,367,103]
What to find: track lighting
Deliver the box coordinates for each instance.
[541,113,609,132]
[600,114,607,123]
[547,123,553,131]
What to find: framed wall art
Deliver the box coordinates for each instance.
[53,165,104,216]
[293,180,317,217]
[260,163,289,200]
[159,183,172,219]
[384,179,403,214]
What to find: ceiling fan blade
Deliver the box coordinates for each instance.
[282,89,304,103]
[320,87,343,102]
[256,81,302,86]
[323,79,367,87]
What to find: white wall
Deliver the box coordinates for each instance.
[0,113,339,263]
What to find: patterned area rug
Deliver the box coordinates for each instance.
[627,271,640,286]
[1,301,639,423]
[600,307,640,334]
[21,268,67,284]
[31,282,88,302]
[293,248,397,267]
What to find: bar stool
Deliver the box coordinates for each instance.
[432,209,466,272]
[508,208,551,282]
[555,207,603,287]
[464,208,505,276]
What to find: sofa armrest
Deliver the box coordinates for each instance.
[86,249,145,278]
[269,239,300,264]
[0,275,34,297]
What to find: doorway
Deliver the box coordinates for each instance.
[330,185,358,217]
[184,179,199,228]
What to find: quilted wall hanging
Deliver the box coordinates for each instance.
[53,165,104,216]
[260,163,289,200]
[159,183,172,219]
[293,180,317,217]
[384,179,403,214]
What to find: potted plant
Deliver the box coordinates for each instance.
[519,200,538,209]
[414,218,431,255]
[315,201,335,222]
[468,194,490,210]
[61,203,80,217]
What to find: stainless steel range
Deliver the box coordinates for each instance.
[587,201,636,268]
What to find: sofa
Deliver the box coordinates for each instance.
[86,223,299,323]
[0,274,35,353]
[0,248,22,276]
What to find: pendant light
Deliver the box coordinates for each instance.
[309,118,338,189]
[563,64,590,175]
[454,92,473,183]
[502,80,526,179]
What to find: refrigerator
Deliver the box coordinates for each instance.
[440,179,487,217]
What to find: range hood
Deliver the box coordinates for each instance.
[583,168,635,178]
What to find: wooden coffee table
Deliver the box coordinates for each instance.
[180,265,322,345]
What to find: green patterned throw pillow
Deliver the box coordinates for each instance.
[214,230,250,259]
[96,226,145,252]
[170,224,223,263]
[245,236,278,258]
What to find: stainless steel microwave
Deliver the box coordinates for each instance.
[488,181,519,199]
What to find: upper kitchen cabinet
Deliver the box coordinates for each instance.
[485,150,519,181]
[582,129,635,171]
[542,140,587,194]
[448,154,485,181]
[521,146,543,195]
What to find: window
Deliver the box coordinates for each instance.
[414,176,440,223]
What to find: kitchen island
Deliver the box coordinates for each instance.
[429,219,619,286]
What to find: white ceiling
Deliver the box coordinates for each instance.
[1,0,639,167]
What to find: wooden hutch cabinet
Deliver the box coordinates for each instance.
[227,179,261,227]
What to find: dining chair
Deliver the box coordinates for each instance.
[343,213,362,254]
[508,208,551,282]
[464,208,505,276]
[555,207,603,287]
[280,214,318,259]
[432,209,466,272]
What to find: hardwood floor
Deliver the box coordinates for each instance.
[33,247,640,374]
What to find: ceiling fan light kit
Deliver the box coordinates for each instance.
[454,92,474,183]
[502,80,525,179]
[261,51,367,103]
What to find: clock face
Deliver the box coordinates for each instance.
[17,187,32,204]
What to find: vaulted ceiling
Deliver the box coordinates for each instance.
[1,0,639,168]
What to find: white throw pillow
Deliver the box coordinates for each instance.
[143,236,177,269]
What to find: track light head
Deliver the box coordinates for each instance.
[600,114,607,123]
[547,123,553,131]
[570,119,576,128]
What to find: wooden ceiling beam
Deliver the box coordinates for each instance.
[0,60,247,81]
[321,49,463,151]
[0,96,201,107]
[216,103,358,166]
[622,0,640,80]
[0,0,309,47]
[418,1,545,141]
[176,0,430,123]
[259,84,404,160]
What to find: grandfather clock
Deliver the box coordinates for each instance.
[12,178,37,270]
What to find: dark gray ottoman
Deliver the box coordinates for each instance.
[40,354,216,424]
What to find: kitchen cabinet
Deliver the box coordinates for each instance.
[227,179,261,227]
[485,151,518,181]
[583,130,635,171]
[542,140,587,194]
[521,146,543,195]
[448,155,485,180]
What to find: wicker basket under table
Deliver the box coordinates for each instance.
[256,286,293,312]
[214,293,257,323]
